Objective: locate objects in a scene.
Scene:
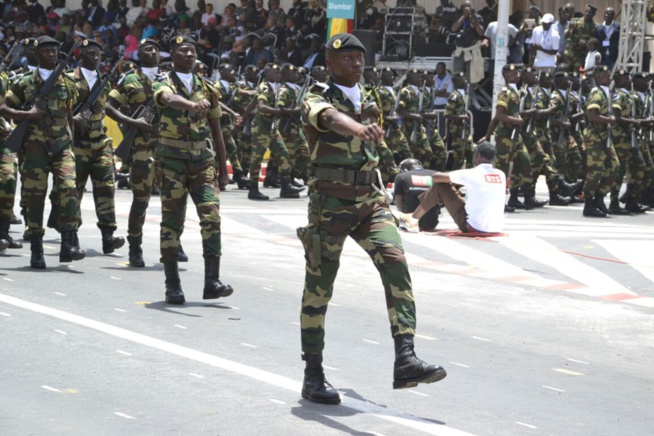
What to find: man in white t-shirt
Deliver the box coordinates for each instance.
[395,141,506,233]
[531,13,559,68]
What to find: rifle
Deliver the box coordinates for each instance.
[424,82,437,141]
[460,83,472,139]
[0,41,20,76]
[606,81,614,149]
[410,80,426,144]
[242,75,263,137]
[74,59,123,116]
[525,72,541,134]
[270,82,280,131]
[630,79,638,150]
[556,82,573,150]
[282,74,312,135]
[6,42,79,153]
[114,104,156,161]
[512,84,527,140]
[384,79,404,138]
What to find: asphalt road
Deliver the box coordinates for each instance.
[1,181,653,436]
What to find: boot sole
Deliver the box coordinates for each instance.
[393,367,447,389]
[203,287,234,299]
[301,388,341,405]
[30,262,46,269]
[103,239,126,254]
[59,253,86,263]
[166,296,186,305]
[129,260,146,267]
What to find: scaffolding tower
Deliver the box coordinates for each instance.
[614,0,648,72]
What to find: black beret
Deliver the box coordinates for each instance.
[296,66,307,74]
[266,63,280,70]
[169,35,196,50]
[541,72,552,78]
[529,5,541,13]
[23,37,37,47]
[586,4,597,11]
[364,66,378,72]
[523,67,535,73]
[382,67,393,72]
[244,65,258,72]
[194,62,208,71]
[408,68,421,74]
[80,39,102,50]
[138,38,160,50]
[594,65,611,74]
[326,33,366,54]
[452,72,466,79]
[281,63,295,71]
[312,65,326,71]
[633,72,649,80]
[502,64,522,71]
[553,71,569,78]
[613,69,630,77]
[35,35,60,47]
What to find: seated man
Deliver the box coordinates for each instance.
[395,142,506,234]
[393,159,440,232]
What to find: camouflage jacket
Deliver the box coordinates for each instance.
[152,71,222,159]
[278,82,300,128]
[532,87,552,129]
[301,78,380,171]
[6,68,77,145]
[108,68,159,146]
[398,84,424,126]
[550,88,572,124]
[612,88,634,137]
[493,84,520,137]
[68,66,112,139]
[253,80,281,124]
[566,18,596,54]
[444,88,467,134]
[232,80,256,113]
[216,79,239,125]
[0,71,13,144]
[377,85,397,116]
[586,86,620,136]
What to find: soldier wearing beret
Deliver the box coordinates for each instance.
[398,68,433,168]
[444,72,473,169]
[609,70,646,214]
[310,64,328,83]
[69,39,125,255]
[107,38,162,267]
[632,73,654,209]
[152,35,233,304]
[562,5,597,71]
[376,67,412,162]
[232,64,260,173]
[1,35,84,268]
[298,33,446,405]
[422,70,447,171]
[581,65,620,217]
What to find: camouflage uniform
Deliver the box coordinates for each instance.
[249,80,292,184]
[610,87,646,204]
[634,89,654,201]
[424,88,447,171]
[69,67,118,232]
[278,81,310,180]
[0,72,17,223]
[582,86,620,199]
[299,78,416,354]
[377,84,412,161]
[364,83,399,183]
[562,18,597,72]
[108,68,159,246]
[521,86,559,188]
[399,84,432,166]
[444,88,472,169]
[493,85,533,191]
[550,88,583,182]
[232,79,256,171]
[153,72,223,262]
[6,69,79,238]
[216,79,246,177]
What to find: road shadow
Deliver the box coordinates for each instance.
[143,300,233,317]
[102,264,171,272]
[0,265,84,274]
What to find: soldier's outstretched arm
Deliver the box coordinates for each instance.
[158,91,210,118]
[0,102,45,121]
[209,116,229,188]
[106,99,152,132]
[318,107,383,141]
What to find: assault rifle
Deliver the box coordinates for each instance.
[512,84,528,140]
[460,83,472,139]
[270,82,280,131]
[606,81,614,149]
[6,42,79,153]
[74,60,123,116]
[282,74,313,134]
[556,82,573,150]
[630,80,638,150]
[114,104,156,161]
[384,84,402,138]
[0,41,20,76]
[410,80,426,144]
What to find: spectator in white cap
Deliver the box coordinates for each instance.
[530,12,559,69]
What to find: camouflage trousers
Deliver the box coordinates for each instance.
[562,49,585,72]
[428,126,447,171]
[0,148,18,221]
[385,125,412,162]
[222,121,243,173]
[449,130,473,170]
[633,138,654,198]
[21,140,78,237]
[550,127,583,183]
[495,133,533,190]
[377,138,400,183]
[610,136,646,203]
[73,136,117,230]
[234,126,252,172]
[298,190,416,353]
[582,132,619,198]
[157,155,221,262]
[284,124,310,180]
[404,123,433,168]
[127,146,156,240]
[249,119,291,184]
[526,130,561,190]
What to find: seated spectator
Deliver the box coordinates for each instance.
[141,17,159,38]
[201,2,219,25]
[126,0,145,26]
[268,0,284,23]
[305,0,325,40]
[220,2,235,27]
[393,159,441,232]
[395,142,506,234]
[116,14,130,40]
[124,33,138,59]
[252,0,267,30]
[282,35,302,66]
[263,15,283,50]
[146,0,166,21]
[244,34,274,68]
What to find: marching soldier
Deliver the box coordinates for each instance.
[423,70,447,171]
[1,36,84,268]
[398,69,433,168]
[107,38,161,267]
[377,67,412,162]
[232,65,259,174]
[582,65,620,217]
[444,72,472,170]
[69,39,125,254]
[311,65,328,83]
[247,62,304,200]
[632,72,654,210]
[152,35,233,304]
[298,33,446,405]
[278,63,310,185]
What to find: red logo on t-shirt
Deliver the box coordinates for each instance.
[484,174,502,184]
[411,175,433,187]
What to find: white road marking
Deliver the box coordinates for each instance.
[3,278,13,282]
[291,322,300,325]
[567,358,590,365]
[415,334,437,341]
[241,343,257,348]
[116,350,132,356]
[407,390,429,397]
[174,324,188,330]
[188,373,205,379]
[262,287,274,292]
[553,368,584,376]
[268,399,285,405]
[515,422,537,429]
[363,339,380,345]
[110,276,121,280]
[542,386,565,392]
[114,412,136,420]
[449,362,470,368]
[224,306,240,310]
[594,240,654,284]
[0,293,477,436]
[42,385,61,393]
[54,292,66,296]
[0,312,10,317]
[323,365,338,371]
[114,308,126,312]
[54,330,67,335]
[471,336,491,342]
[329,302,341,307]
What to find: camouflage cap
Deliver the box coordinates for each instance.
[138,38,160,50]
[169,35,196,50]
[326,33,366,54]
[80,39,102,50]
[35,35,60,48]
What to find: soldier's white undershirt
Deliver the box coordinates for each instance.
[38,68,53,81]
[175,71,193,93]
[141,67,158,83]
[81,67,98,90]
[334,82,361,113]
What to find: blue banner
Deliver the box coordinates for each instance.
[326,0,355,19]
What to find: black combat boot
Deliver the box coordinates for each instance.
[393,334,447,389]
[608,200,630,215]
[100,227,126,254]
[624,198,648,214]
[0,218,22,249]
[177,244,189,262]
[164,260,185,304]
[507,189,525,209]
[524,189,548,210]
[301,353,341,405]
[10,214,22,225]
[583,198,607,217]
[549,191,572,206]
[594,194,610,214]
[0,236,8,252]
[127,236,145,267]
[559,178,583,197]
[263,164,281,188]
[248,184,270,201]
[59,231,86,263]
[280,178,305,199]
[233,169,251,190]
[30,237,46,269]
[46,204,60,231]
[202,257,234,299]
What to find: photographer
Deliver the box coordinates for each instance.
[450,2,484,85]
